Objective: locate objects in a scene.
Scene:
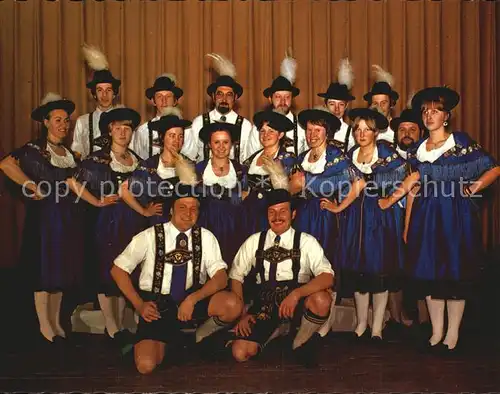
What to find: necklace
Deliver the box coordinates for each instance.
[311,147,325,161]
[112,149,130,160]
[47,138,63,147]
[427,137,449,150]
[160,155,174,167]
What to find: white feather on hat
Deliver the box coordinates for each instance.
[372,64,394,87]
[406,91,415,109]
[280,49,297,84]
[206,53,237,78]
[158,73,177,84]
[338,58,354,89]
[82,43,109,71]
[175,155,197,186]
[159,106,183,118]
[40,92,63,105]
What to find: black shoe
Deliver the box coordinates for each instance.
[383,319,408,342]
[293,334,320,368]
[371,335,384,344]
[352,329,371,343]
[108,329,136,356]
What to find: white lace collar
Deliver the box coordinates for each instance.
[46,144,77,168]
[109,151,138,173]
[352,146,379,174]
[203,159,237,188]
[301,149,327,174]
[416,134,455,164]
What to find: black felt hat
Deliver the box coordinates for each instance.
[253,110,295,133]
[263,76,300,98]
[146,75,183,100]
[317,82,355,101]
[363,81,399,103]
[298,108,341,137]
[390,108,424,132]
[31,94,76,122]
[410,86,460,112]
[198,122,240,144]
[266,188,291,209]
[347,107,389,130]
[86,69,121,94]
[206,75,243,98]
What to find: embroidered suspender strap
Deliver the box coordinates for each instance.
[293,113,299,157]
[254,231,267,284]
[88,111,95,154]
[234,115,244,163]
[191,225,203,290]
[344,125,352,153]
[202,112,211,161]
[291,231,302,282]
[152,223,167,294]
[148,122,153,159]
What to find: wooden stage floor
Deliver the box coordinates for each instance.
[2,330,499,393]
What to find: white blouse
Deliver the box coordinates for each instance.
[301,149,327,174]
[352,146,379,174]
[248,150,279,176]
[47,144,77,169]
[109,151,138,173]
[416,134,456,164]
[202,159,238,189]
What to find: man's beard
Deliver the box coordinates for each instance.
[216,102,231,115]
[398,137,415,151]
[274,105,290,115]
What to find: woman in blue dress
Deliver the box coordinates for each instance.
[379,87,500,352]
[241,110,296,236]
[121,107,193,227]
[66,107,141,349]
[289,108,363,267]
[195,122,246,266]
[323,108,408,341]
[0,93,86,344]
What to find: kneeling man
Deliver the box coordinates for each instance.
[230,189,334,365]
[111,185,242,374]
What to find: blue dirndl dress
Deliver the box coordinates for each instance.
[240,147,296,238]
[74,148,143,295]
[406,132,498,299]
[127,154,191,227]
[339,142,408,294]
[293,145,359,268]
[11,139,85,292]
[195,159,246,266]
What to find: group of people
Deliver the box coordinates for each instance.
[1,45,499,374]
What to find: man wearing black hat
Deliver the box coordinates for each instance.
[318,58,356,152]
[112,185,243,374]
[72,44,121,160]
[362,65,400,145]
[182,54,254,165]
[230,189,334,366]
[391,108,427,160]
[130,74,184,160]
[261,55,307,157]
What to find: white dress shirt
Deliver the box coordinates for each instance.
[396,145,408,160]
[377,125,395,144]
[333,119,356,152]
[283,111,307,156]
[230,227,334,285]
[114,222,227,295]
[71,107,111,159]
[181,109,254,163]
[129,116,161,160]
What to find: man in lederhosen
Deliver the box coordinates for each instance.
[318,58,356,152]
[182,54,254,164]
[72,44,120,160]
[261,54,307,157]
[229,189,334,366]
[130,74,184,160]
[111,184,243,374]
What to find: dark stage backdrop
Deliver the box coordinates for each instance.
[0,0,499,268]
